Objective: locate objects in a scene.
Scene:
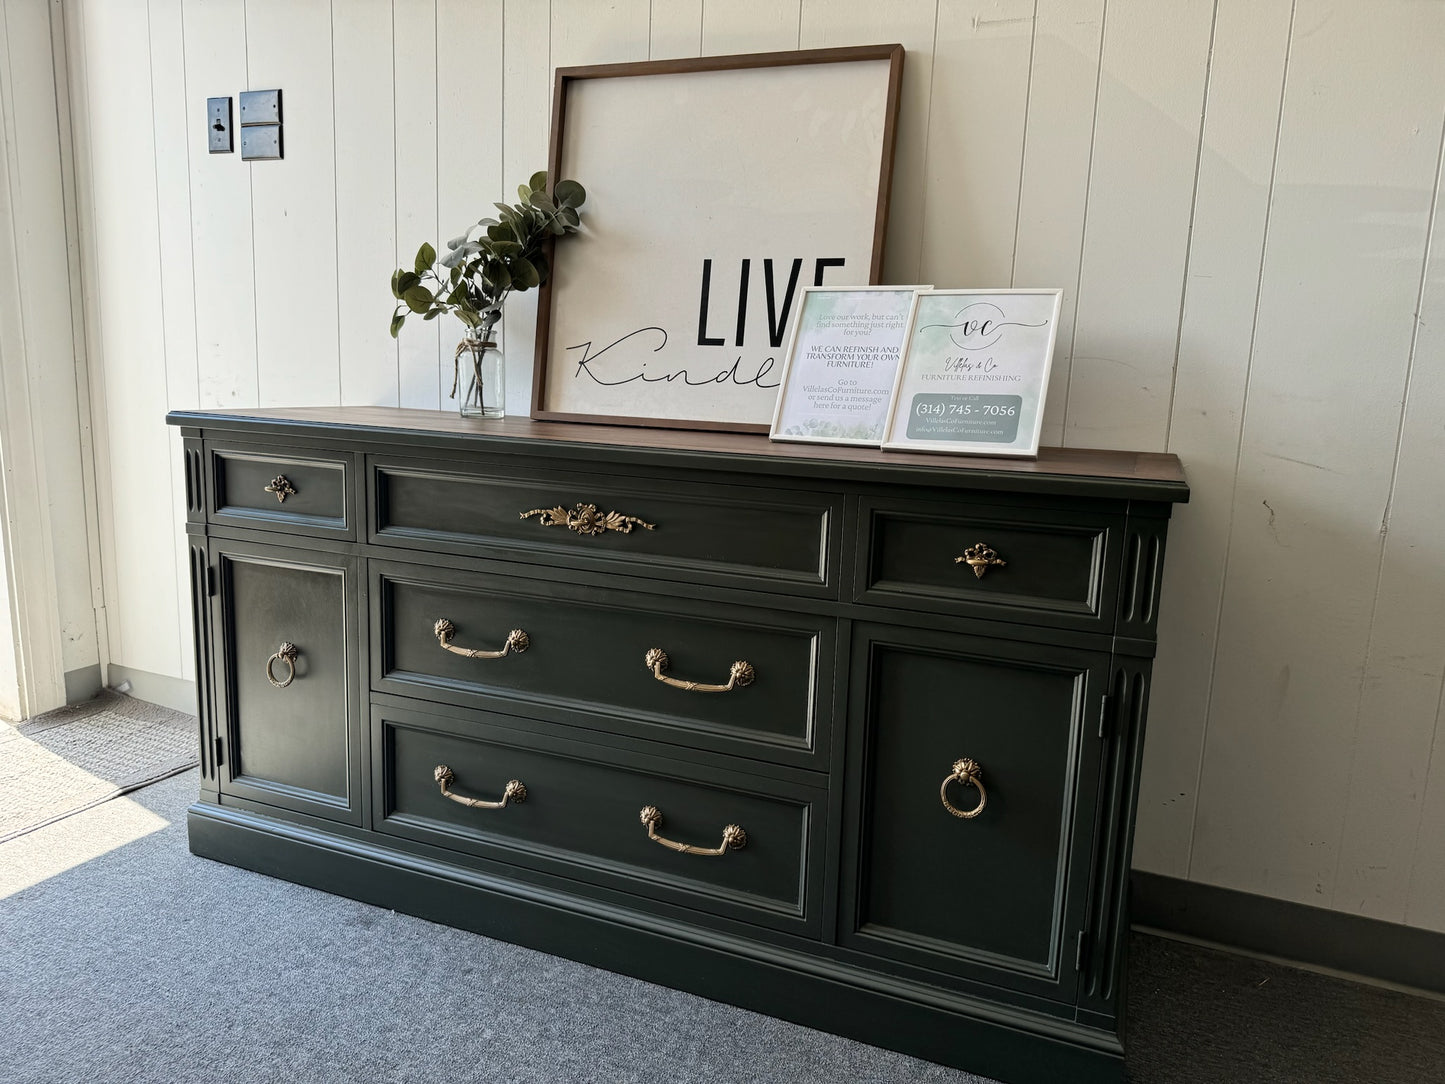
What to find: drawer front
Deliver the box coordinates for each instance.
[209,444,353,538]
[373,561,833,769]
[211,541,363,823]
[371,456,840,597]
[856,496,1122,632]
[373,705,823,934]
[840,623,1107,1002]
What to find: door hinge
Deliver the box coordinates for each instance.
[213,736,224,767]
[1097,694,1113,739]
[206,565,218,597]
[1075,931,1090,972]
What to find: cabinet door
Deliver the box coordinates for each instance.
[839,622,1108,1003]
[211,540,363,823]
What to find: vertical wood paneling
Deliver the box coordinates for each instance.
[183,0,256,409]
[648,0,701,59]
[335,0,399,407]
[247,0,339,407]
[498,0,548,416]
[553,0,650,67]
[917,0,1035,290]
[149,0,201,679]
[436,0,502,404]
[1190,0,1445,908]
[1014,0,1103,447]
[701,0,799,54]
[74,0,182,677]
[1346,111,1445,929]
[1064,0,1214,451]
[393,0,439,409]
[798,0,938,286]
[1132,0,1294,879]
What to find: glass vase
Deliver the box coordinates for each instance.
[454,331,504,419]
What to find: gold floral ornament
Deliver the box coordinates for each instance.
[264,475,298,504]
[955,542,1006,579]
[520,502,655,537]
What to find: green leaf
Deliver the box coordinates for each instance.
[489,239,522,256]
[394,270,420,296]
[414,242,436,274]
[484,259,511,291]
[389,311,406,338]
[446,233,469,250]
[390,268,404,299]
[423,309,440,320]
[561,207,580,228]
[486,223,510,242]
[529,170,548,192]
[439,246,467,269]
[530,190,555,213]
[403,284,434,314]
[518,184,534,204]
[475,217,499,229]
[510,256,540,290]
[494,202,517,218]
[554,179,585,209]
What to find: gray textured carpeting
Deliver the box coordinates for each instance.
[2,769,1442,1084]
[0,690,196,842]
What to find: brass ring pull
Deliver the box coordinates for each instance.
[940,758,987,819]
[644,648,754,693]
[639,805,746,856]
[434,765,526,809]
[434,618,529,659]
[265,642,299,688]
[955,543,1006,579]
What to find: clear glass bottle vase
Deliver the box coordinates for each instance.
[454,327,504,419]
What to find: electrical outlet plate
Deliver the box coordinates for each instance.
[239,89,282,126]
[240,125,283,161]
[207,97,232,153]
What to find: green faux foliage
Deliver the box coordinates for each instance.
[389,170,586,342]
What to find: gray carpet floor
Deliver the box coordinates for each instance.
[2,768,1442,1083]
[0,691,196,842]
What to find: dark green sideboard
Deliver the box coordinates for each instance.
[168,406,1188,1084]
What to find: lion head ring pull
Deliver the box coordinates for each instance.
[265,642,299,689]
[940,758,987,819]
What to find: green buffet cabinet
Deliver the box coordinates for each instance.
[168,406,1188,1084]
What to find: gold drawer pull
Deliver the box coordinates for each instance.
[434,765,526,809]
[639,805,746,856]
[264,475,297,503]
[434,618,529,659]
[644,648,754,693]
[521,502,656,536]
[940,758,987,819]
[955,542,1006,579]
[265,642,299,688]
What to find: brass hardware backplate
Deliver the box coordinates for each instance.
[941,757,987,819]
[639,805,746,855]
[264,475,298,504]
[520,502,655,536]
[955,543,1006,579]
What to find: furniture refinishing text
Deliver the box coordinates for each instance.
[170,406,1188,1084]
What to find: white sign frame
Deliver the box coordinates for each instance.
[531,45,905,433]
[769,285,929,447]
[882,288,1063,459]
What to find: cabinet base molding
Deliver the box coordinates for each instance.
[190,802,1124,1084]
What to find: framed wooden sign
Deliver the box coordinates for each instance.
[882,289,1063,459]
[769,285,927,446]
[531,45,904,433]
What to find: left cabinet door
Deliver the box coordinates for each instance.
[210,540,364,824]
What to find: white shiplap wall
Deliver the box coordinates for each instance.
[63,0,1445,932]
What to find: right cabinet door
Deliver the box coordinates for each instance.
[840,622,1109,1003]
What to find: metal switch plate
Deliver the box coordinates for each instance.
[239,89,282,126]
[207,97,232,153]
[240,125,283,161]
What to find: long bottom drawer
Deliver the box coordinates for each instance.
[372,702,826,936]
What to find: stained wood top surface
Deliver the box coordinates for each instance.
[169,406,1188,501]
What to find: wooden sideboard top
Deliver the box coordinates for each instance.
[169,405,1188,503]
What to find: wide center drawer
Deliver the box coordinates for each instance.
[371,560,835,770]
[369,455,841,598]
[373,704,824,935]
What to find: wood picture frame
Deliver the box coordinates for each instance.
[531,45,905,434]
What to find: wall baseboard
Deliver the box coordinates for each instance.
[63,663,102,703]
[105,664,195,716]
[1131,870,1445,996]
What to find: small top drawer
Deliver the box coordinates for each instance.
[371,456,841,598]
[209,444,353,538]
[855,495,1122,633]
